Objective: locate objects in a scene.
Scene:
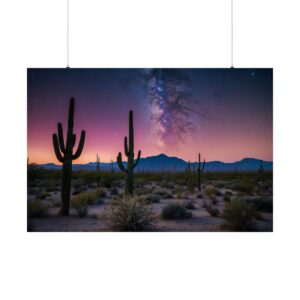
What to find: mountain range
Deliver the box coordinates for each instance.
[39,153,273,172]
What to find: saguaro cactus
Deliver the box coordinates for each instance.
[96,154,101,187]
[52,98,85,215]
[186,161,195,193]
[258,160,264,181]
[110,159,114,173]
[117,110,141,195]
[96,154,100,172]
[234,164,237,178]
[197,153,205,191]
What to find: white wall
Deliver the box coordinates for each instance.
[0,1,299,300]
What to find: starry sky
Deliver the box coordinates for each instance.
[27,68,273,164]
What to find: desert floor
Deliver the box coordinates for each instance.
[27,174,273,232]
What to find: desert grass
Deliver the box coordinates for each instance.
[161,202,192,220]
[221,199,258,231]
[104,196,156,231]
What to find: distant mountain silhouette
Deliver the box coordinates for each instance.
[39,154,272,172]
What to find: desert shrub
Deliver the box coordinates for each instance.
[223,195,231,202]
[237,191,248,198]
[187,184,195,194]
[72,187,83,195]
[206,205,220,217]
[134,186,152,196]
[105,196,156,231]
[153,188,173,199]
[134,177,149,186]
[109,187,119,196]
[221,199,258,231]
[85,192,99,204]
[27,187,40,196]
[94,187,107,198]
[234,180,254,195]
[27,199,48,218]
[143,193,160,204]
[51,198,60,207]
[202,200,208,208]
[71,194,89,217]
[161,203,192,220]
[38,192,51,200]
[245,197,273,213]
[255,181,273,196]
[160,180,175,189]
[73,180,83,189]
[88,183,98,189]
[174,186,185,199]
[102,174,116,189]
[211,196,218,205]
[214,181,226,188]
[203,186,220,199]
[71,189,104,212]
[183,199,196,210]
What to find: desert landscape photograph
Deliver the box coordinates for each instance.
[27,68,273,232]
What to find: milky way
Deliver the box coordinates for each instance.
[140,69,210,148]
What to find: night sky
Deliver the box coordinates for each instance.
[27,68,273,164]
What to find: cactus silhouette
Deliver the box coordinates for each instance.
[258,160,264,181]
[234,164,237,178]
[110,159,114,173]
[96,154,101,187]
[96,154,100,172]
[186,161,194,193]
[197,153,205,191]
[52,98,85,215]
[117,110,141,194]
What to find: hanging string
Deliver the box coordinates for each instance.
[67,0,70,68]
[231,0,234,68]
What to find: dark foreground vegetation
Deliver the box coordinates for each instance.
[27,168,273,232]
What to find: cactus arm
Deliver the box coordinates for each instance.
[72,134,76,147]
[124,136,129,157]
[129,111,134,152]
[201,159,206,172]
[133,150,141,168]
[72,130,85,160]
[117,152,127,173]
[57,123,66,153]
[52,134,64,163]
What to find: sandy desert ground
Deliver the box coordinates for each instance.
[27,170,273,232]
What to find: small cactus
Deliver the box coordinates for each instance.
[197,153,205,191]
[117,111,141,195]
[234,164,237,178]
[258,160,264,181]
[186,161,194,193]
[52,98,85,215]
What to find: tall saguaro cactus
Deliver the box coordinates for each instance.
[96,154,100,172]
[186,161,194,193]
[96,154,101,187]
[197,153,205,191]
[52,98,85,215]
[117,110,141,195]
